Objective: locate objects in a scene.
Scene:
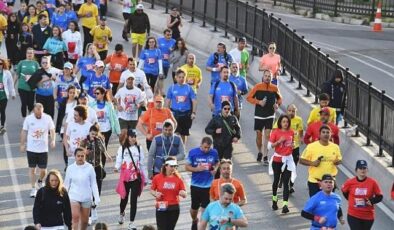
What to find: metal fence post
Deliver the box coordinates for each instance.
[212,0,219,32]
[297,36,305,90]
[293,0,296,10]
[334,0,339,17]
[366,82,372,146]
[312,0,317,15]
[190,0,196,23]
[269,13,273,42]
[314,48,321,104]
[244,2,249,34]
[261,9,266,53]
[378,90,385,157]
[355,74,361,137]
[288,29,296,83]
[251,5,258,55]
[223,0,229,38]
[235,1,239,30]
[305,41,313,97]
[180,0,183,14]
[164,0,168,12]
[274,0,277,6]
[202,0,208,27]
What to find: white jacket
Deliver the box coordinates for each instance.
[115,145,148,181]
[62,30,83,59]
[0,70,16,99]
[64,162,100,204]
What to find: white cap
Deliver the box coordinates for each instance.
[165,159,178,166]
[136,4,144,10]
[95,60,105,67]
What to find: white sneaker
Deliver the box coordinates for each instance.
[30,188,37,198]
[36,180,44,189]
[127,222,137,230]
[91,208,98,222]
[118,213,125,224]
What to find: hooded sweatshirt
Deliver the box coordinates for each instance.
[322,75,346,110]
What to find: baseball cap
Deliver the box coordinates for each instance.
[319,107,330,115]
[78,92,87,99]
[321,174,334,181]
[165,159,178,166]
[127,74,135,79]
[136,4,144,10]
[127,129,137,137]
[356,160,368,169]
[154,95,164,102]
[63,62,73,69]
[95,60,105,67]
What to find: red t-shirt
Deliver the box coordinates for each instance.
[269,129,294,162]
[341,177,382,220]
[304,121,340,145]
[151,173,186,206]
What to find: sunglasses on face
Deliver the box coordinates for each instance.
[223,107,231,111]
[95,92,101,95]
[269,47,275,49]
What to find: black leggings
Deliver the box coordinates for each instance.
[101,130,112,167]
[60,134,68,167]
[35,94,55,119]
[120,180,141,222]
[82,26,93,56]
[146,74,158,92]
[0,99,7,126]
[156,206,180,230]
[18,89,35,117]
[347,214,374,230]
[272,161,291,201]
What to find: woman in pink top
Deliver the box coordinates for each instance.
[259,42,281,85]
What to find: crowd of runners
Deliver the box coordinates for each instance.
[0,0,392,230]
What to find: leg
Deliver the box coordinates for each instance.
[71,202,81,230]
[146,139,152,152]
[281,168,291,202]
[168,208,180,230]
[120,181,132,215]
[189,186,200,225]
[132,43,137,58]
[0,99,7,126]
[255,130,263,161]
[18,89,28,117]
[347,214,361,230]
[111,83,119,96]
[129,180,140,221]
[27,91,35,113]
[80,207,91,229]
[95,166,103,195]
[61,134,68,167]
[29,167,36,188]
[272,162,282,197]
[156,210,168,230]
[262,129,271,158]
[307,181,320,197]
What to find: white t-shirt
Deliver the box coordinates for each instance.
[66,105,98,125]
[23,113,55,153]
[120,68,153,102]
[65,121,92,154]
[229,48,241,64]
[115,87,143,121]
[61,101,78,134]
[94,105,111,132]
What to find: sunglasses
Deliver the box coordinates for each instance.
[223,107,231,111]
[95,92,101,95]
[42,62,48,64]
[269,47,275,49]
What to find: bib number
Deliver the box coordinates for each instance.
[354,198,366,207]
[176,96,186,103]
[155,122,163,131]
[148,58,156,64]
[156,201,168,211]
[163,54,169,60]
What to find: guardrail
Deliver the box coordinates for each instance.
[273,0,394,18]
[145,0,394,166]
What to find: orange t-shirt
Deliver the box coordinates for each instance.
[259,53,281,76]
[209,178,246,204]
[139,107,173,140]
[104,53,129,83]
[151,173,186,206]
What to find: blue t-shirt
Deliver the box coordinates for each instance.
[206,53,233,84]
[77,57,96,78]
[139,48,162,75]
[187,147,219,188]
[83,74,111,98]
[209,81,237,116]
[201,201,245,230]
[66,10,78,25]
[158,37,176,68]
[51,13,68,31]
[167,84,196,112]
[229,74,247,108]
[303,191,342,230]
[43,37,67,54]
[36,79,55,96]
[55,75,81,103]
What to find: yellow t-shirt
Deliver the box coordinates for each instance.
[37,10,49,18]
[180,64,202,93]
[78,3,98,29]
[273,115,304,148]
[90,26,112,51]
[0,14,8,41]
[301,141,342,183]
[307,106,336,125]
[23,15,38,28]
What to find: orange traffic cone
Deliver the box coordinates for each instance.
[373,2,383,32]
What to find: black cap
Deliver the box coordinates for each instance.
[356,160,368,169]
[115,44,123,51]
[321,174,334,181]
[238,37,246,42]
[127,129,137,137]
[78,92,87,99]
[100,16,107,21]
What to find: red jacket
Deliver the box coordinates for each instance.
[304,121,340,145]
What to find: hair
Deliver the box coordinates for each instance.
[160,156,181,178]
[88,123,104,140]
[27,5,37,16]
[66,85,77,99]
[51,26,63,39]
[24,226,37,230]
[220,183,236,195]
[94,222,108,230]
[287,104,297,111]
[319,124,332,133]
[268,42,277,48]
[163,120,174,129]
[45,169,66,197]
[0,57,10,70]
[201,136,213,145]
[94,86,109,102]
[230,62,240,75]
[8,13,18,23]
[38,14,47,21]
[173,38,188,55]
[176,68,186,77]
[163,28,172,34]
[122,131,139,149]
[85,43,94,57]
[319,93,330,101]
[69,20,80,32]
[220,65,229,72]
[41,56,51,65]
[128,57,136,64]
[262,69,273,77]
[220,158,232,166]
[142,225,156,230]
[277,114,291,130]
[144,36,157,49]
[74,147,86,156]
[74,105,88,120]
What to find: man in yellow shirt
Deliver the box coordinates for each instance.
[307,93,336,125]
[78,0,99,55]
[90,16,112,60]
[300,124,342,197]
[0,13,7,47]
[180,53,202,94]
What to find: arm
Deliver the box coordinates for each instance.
[303,125,312,145]
[246,86,259,105]
[230,216,248,228]
[114,147,123,170]
[301,210,315,221]
[145,14,150,35]
[63,191,72,229]
[20,130,27,152]
[147,138,157,178]
[49,128,56,149]
[90,166,101,204]
[191,98,197,114]
[198,220,208,230]
[32,189,43,225]
[205,117,216,135]
[176,139,185,161]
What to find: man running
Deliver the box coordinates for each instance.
[206,42,233,85]
[304,107,340,145]
[180,53,202,94]
[307,93,336,125]
[228,37,249,79]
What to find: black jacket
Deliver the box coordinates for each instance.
[205,114,241,147]
[32,24,52,50]
[27,68,51,90]
[33,187,72,229]
[127,12,150,34]
[321,77,346,110]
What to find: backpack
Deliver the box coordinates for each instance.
[212,80,237,104]
[213,52,230,66]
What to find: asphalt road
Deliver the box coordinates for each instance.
[1,3,394,230]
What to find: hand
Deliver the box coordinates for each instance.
[67,151,73,157]
[365,199,372,206]
[117,105,124,112]
[209,103,214,111]
[196,163,207,172]
[278,136,286,143]
[215,128,222,134]
[179,190,187,198]
[273,103,279,110]
[234,109,240,118]
[191,113,196,120]
[107,155,114,162]
[146,133,153,140]
[50,140,55,149]
[155,191,163,199]
[258,100,266,107]
[318,216,326,224]
[219,217,228,225]
[311,159,321,167]
[35,224,41,230]
[20,145,26,153]
[232,137,238,143]
[339,218,345,225]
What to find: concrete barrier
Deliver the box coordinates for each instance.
[108,2,394,212]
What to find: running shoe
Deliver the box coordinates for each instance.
[30,188,37,198]
[289,187,295,194]
[272,201,278,210]
[37,179,44,189]
[282,205,289,214]
[118,213,125,224]
[191,218,198,230]
[127,222,137,230]
[263,156,269,165]
[0,126,6,134]
[256,152,263,162]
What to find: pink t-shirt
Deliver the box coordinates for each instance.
[259,53,281,76]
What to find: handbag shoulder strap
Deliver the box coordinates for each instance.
[126,146,139,171]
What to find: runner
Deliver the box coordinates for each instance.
[259,42,281,85]
[91,16,112,60]
[23,5,37,30]
[185,136,219,230]
[65,92,98,127]
[5,13,21,69]
[206,42,233,85]
[78,0,99,55]
[50,4,68,31]
[138,37,163,94]
[169,38,188,83]
[341,160,383,230]
[246,69,282,164]
[301,174,345,229]
[300,125,342,197]
[229,62,248,120]
[307,93,336,125]
[268,114,295,214]
[321,70,347,125]
[210,159,247,206]
[165,68,197,144]
[127,3,150,58]
[114,130,147,230]
[150,156,187,230]
[75,43,100,90]
[304,107,340,145]
[43,26,67,69]
[180,53,202,94]
[157,28,176,79]
[147,119,185,179]
[83,60,112,101]
[199,183,248,229]
[64,147,100,230]
[104,44,128,95]
[167,7,182,40]
[0,58,16,133]
[20,103,56,198]
[18,23,34,60]
[229,37,249,79]
[62,21,83,65]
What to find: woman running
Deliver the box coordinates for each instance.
[138,37,163,94]
[43,26,67,69]
[62,21,83,65]
[75,43,100,91]
[0,58,16,133]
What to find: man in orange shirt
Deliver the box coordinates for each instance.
[104,44,128,95]
[137,95,177,150]
[210,159,247,206]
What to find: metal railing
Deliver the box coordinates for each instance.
[273,0,394,18]
[146,0,394,166]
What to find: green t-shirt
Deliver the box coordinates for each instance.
[130,0,138,14]
[0,72,6,100]
[240,50,249,78]
[16,60,40,91]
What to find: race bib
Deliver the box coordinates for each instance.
[86,64,93,70]
[97,43,104,49]
[176,96,186,103]
[221,96,230,102]
[32,129,44,140]
[320,227,334,230]
[86,11,92,17]
[156,201,168,211]
[42,81,52,89]
[114,64,122,71]
[96,111,105,122]
[354,198,366,207]
[148,58,156,64]
[200,162,211,171]
[187,79,194,85]
[155,122,163,131]
[163,54,169,60]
